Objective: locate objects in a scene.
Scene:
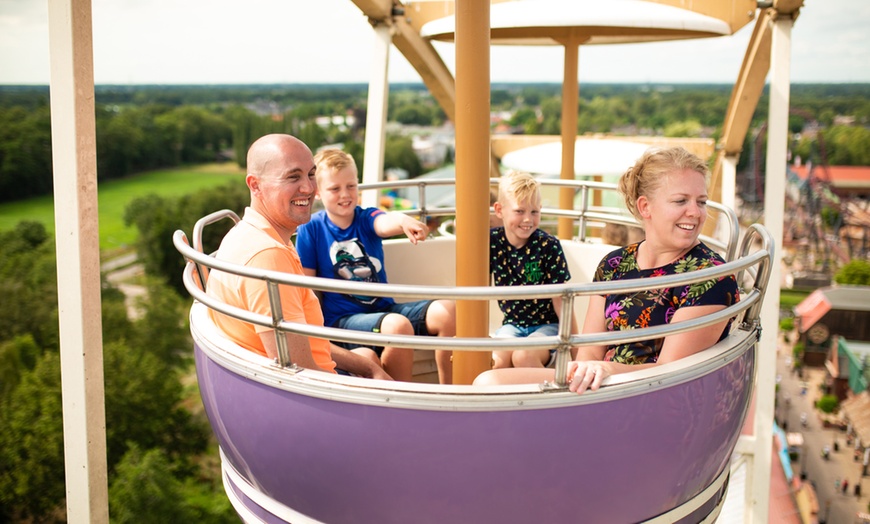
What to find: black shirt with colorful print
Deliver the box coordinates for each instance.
[489,227,571,328]
[593,241,740,365]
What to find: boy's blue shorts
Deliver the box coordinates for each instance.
[493,323,559,367]
[333,299,434,356]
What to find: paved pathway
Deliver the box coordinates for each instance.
[776,344,868,523]
[102,253,146,319]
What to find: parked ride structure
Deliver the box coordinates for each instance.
[45,1,802,523]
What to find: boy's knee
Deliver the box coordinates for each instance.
[379,313,414,335]
[492,351,512,369]
[511,350,545,368]
[427,300,456,334]
[472,369,499,386]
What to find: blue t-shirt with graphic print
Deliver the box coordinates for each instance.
[296,206,395,327]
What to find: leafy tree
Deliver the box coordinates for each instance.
[155,106,233,165]
[0,105,53,202]
[0,334,40,399]
[101,281,137,346]
[109,442,236,523]
[109,445,197,523]
[342,138,365,182]
[823,125,870,166]
[131,278,192,368]
[539,97,562,135]
[664,119,703,138]
[0,222,60,350]
[384,135,422,179]
[816,394,838,413]
[297,120,327,151]
[510,107,539,134]
[125,182,249,294]
[0,351,66,522]
[834,259,870,286]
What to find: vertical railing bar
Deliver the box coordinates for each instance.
[743,225,774,324]
[266,280,291,367]
[553,291,575,387]
[418,182,427,222]
[577,184,589,242]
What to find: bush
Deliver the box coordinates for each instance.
[834,259,870,286]
[779,317,795,332]
[793,341,805,360]
[816,394,839,414]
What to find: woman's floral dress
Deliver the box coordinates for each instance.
[594,241,739,364]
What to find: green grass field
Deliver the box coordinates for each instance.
[0,163,245,253]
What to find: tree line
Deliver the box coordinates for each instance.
[0,220,238,522]
[2,83,868,204]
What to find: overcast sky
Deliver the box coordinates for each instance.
[1,0,868,85]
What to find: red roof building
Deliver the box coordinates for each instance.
[791,164,870,200]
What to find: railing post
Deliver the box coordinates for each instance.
[577,184,589,242]
[553,291,576,387]
[266,281,292,367]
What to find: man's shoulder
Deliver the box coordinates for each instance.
[218,220,286,265]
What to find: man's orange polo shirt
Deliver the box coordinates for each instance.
[206,207,336,373]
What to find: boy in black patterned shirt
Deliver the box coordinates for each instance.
[490,171,578,368]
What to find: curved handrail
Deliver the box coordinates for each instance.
[173,178,772,387]
[365,177,738,260]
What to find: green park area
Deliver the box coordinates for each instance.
[0,163,244,254]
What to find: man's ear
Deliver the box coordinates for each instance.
[246,173,259,194]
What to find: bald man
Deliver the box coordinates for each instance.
[207,134,391,379]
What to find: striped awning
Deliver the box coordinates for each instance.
[841,391,870,444]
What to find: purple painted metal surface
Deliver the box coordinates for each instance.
[196,340,754,524]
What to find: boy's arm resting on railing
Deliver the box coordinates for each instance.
[374,211,428,244]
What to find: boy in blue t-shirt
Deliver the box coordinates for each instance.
[490,171,578,368]
[296,149,454,383]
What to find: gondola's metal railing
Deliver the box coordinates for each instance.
[173,178,771,388]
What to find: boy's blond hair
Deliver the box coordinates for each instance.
[498,170,540,205]
[313,148,357,185]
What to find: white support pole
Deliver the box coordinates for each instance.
[751,12,793,524]
[361,23,392,209]
[47,0,109,522]
[721,154,738,213]
[719,154,739,244]
[711,155,740,245]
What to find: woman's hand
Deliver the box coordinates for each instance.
[566,360,610,394]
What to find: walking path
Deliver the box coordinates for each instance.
[776,337,869,523]
[102,252,146,319]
